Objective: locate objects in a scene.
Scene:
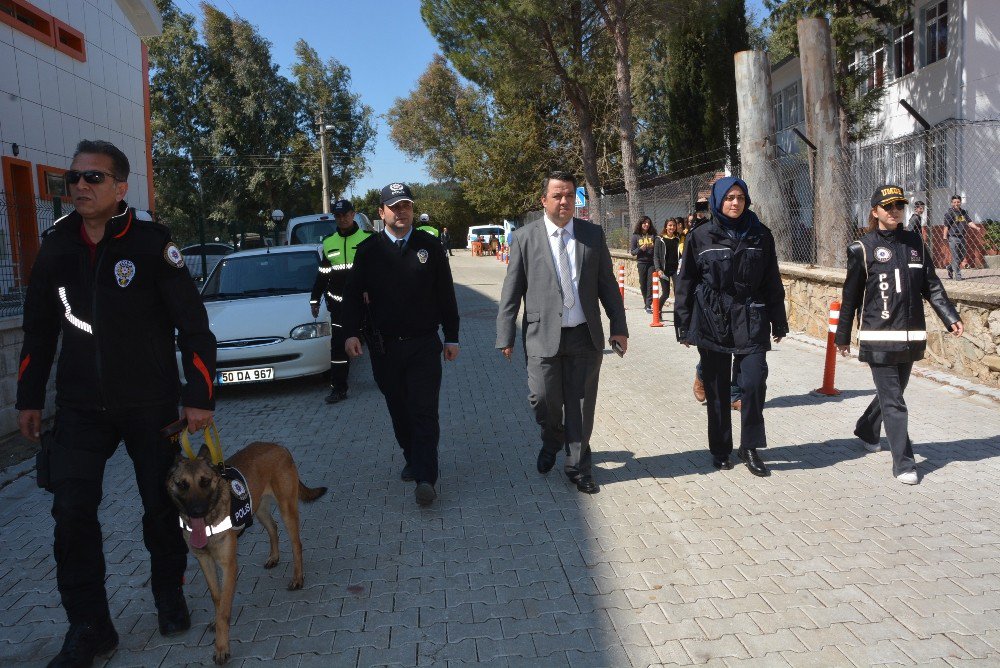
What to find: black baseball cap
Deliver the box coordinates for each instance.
[380,182,414,206]
[871,185,908,208]
[332,199,353,213]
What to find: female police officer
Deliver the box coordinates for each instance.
[835,185,963,484]
[674,177,787,476]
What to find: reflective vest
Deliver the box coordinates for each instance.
[417,225,440,238]
[322,226,372,270]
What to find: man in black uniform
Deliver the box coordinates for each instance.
[343,183,459,507]
[310,199,371,404]
[944,195,976,280]
[16,140,216,667]
[440,227,454,256]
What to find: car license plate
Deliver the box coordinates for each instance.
[218,367,274,384]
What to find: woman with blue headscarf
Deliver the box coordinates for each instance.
[674,177,788,476]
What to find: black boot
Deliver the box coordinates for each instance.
[737,447,770,477]
[155,587,191,636]
[47,619,118,667]
[325,388,348,404]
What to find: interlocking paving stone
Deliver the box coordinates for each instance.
[2,251,1000,666]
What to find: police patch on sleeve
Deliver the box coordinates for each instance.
[164,242,185,268]
[874,246,893,263]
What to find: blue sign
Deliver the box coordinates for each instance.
[575,187,587,208]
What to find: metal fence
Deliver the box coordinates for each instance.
[520,119,1000,288]
[0,195,72,318]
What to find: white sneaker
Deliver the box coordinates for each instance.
[897,471,919,485]
[863,441,881,453]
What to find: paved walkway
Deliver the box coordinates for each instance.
[2,251,1000,667]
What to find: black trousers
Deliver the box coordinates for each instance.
[49,404,186,625]
[699,349,768,456]
[659,274,671,305]
[329,320,350,391]
[527,324,602,477]
[638,261,654,308]
[856,362,916,476]
[369,333,443,485]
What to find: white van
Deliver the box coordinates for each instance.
[286,212,373,245]
[467,224,505,249]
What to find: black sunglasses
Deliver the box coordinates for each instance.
[879,201,907,211]
[64,170,119,185]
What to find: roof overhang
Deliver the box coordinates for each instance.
[114,0,163,37]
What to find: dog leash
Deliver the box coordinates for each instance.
[160,418,225,468]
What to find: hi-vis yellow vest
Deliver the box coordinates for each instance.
[321,227,371,269]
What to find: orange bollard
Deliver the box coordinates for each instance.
[650,270,664,327]
[617,264,626,309]
[814,300,841,396]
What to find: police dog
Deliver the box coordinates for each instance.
[167,442,326,664]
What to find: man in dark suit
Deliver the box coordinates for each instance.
[496,171,628,494]
[344,183,460,507]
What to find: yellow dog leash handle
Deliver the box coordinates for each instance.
[175,420,225,468]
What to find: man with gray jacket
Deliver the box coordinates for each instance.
[496,171,628,494]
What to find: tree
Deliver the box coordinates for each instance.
[291,40,376,202]
[386,55,488,182]
[765,0,908,144]
[422,0,615,225]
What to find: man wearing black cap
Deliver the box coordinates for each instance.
[310,199,371,403]
[343,183,460,506]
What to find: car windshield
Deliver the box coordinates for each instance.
[471,227,503,237]
[291,220,338,244]
[202,251,318,300]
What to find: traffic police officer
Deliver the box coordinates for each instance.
[416,212,439,237]
[343,183,459,507]
[17,140,216,666]
[836,185,963,485]
[310,199,371,404]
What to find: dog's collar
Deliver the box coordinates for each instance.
[179,516,233,536]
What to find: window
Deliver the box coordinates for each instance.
[925,1,948,65]
[928,130,950,189]
[893,19,915,78]
[0,0,53,46]
[0,1,85,61]
[892,139,917,191]
[54,18,86,62]
[869,46,887,90]
[773,83,803,132]
[772,92,784,131]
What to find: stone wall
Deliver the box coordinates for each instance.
[610,250,1000,388]
[0,316,56,437]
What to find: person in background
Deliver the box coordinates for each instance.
[630,216,657,313]
[654,218,680,314]
[416,212,439,237]
[906,201,925,241]
[674,177,787,477]
[440,226,453,256]
[837,185,962,485]
[944,195,978,280]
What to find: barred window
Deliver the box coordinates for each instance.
[925,1,948,65]
[928,131,950,189]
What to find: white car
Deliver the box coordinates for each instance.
[187,245,331,386]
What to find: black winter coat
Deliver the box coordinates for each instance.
[674,216,788,354]
[835,228,959,364]
[654,236,679,277]
[16,204,216,411]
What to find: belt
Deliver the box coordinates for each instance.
[389,330,436,342]
[562,323,588,330]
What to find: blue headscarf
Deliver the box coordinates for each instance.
[710,176,759,237]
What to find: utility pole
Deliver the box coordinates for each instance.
[317,114,333,214]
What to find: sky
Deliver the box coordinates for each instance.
[180,0,771,202]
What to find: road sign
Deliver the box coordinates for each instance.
[575,187,586,208]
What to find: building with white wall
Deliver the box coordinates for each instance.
[0,0,160,289]
[770,0,1000,230]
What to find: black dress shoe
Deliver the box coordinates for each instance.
[400,464,415,482]
[155,588,191,636]
[537,449,557,474]
[564,468,581,484]
[415,482,437,506]
[737,447,770,477]
[47,619,118,667]
[325,388,348,404]
[575,475,600,494]
[712,455,734,470]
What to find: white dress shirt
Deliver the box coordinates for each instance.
[543,215,587,327]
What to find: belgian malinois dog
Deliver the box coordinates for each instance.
[167,442,326,664]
